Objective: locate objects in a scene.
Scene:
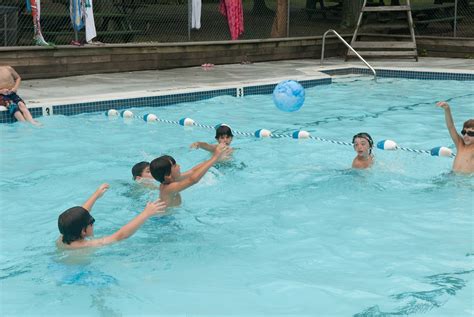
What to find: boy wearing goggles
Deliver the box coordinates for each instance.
[437,101,474,174]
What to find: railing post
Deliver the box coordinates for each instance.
[454,0,458,37]
[320,29,377,81]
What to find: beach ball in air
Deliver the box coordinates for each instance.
[272,80,305,112]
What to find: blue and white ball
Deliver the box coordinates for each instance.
[272,80,306,112]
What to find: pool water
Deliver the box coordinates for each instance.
[1,77,473,316]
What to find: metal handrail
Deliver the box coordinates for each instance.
[320,29,377,81]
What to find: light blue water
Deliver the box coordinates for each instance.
[1,76,473,316]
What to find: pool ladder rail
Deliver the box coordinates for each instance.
[320,29,377,81]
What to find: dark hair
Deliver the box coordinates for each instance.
[132,161,150,180]
[352,132,374,152]
[58,206,94,244]
[215,125,233,140]
[463,119,474,130]
[150,155,176,183]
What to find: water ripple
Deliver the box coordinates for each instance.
[353,270,474,316]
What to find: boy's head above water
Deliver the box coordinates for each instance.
[132,161,152,180]
[462,119,474,145]
[215,125,234,145]
[58,206,95,244]
[352,132,374,156]
[150,155,179,184]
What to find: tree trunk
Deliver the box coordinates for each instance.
[271,0,288,38]
[341,0,363,28]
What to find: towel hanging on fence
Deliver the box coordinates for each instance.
[84,0,97,42]
[192,0,202,29]
[219,0,244,40]
[70,0,85,32]
[70,0,97,42]
[25,0,51,46]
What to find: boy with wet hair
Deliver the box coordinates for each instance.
[352,132,374,169]
[190,124,234,153]
[437,101,474,174]
[150,144,231,207]
[0,66,41,125]
[57,183,166,249]
[132,161,159,189]
[132,161,152,181]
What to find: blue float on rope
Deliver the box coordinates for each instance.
[105,109,119,116]
[179,118,195,126]
[254,129,271,138]
[430,146,453,157]
[143,113,158,122]
[377,139,398,150]
[292,130,310,139]
[120,110,133,118]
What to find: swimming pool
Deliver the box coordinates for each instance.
[1,76,473,316]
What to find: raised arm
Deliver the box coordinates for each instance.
[437,101,463,147]
[82,183,109,212]
[190,141,217,153]
[179,159,213,179]
[85,199,167,247]
[167,144,231,193]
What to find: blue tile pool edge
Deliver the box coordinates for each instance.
[321,67,474,81]
[1,68,473,124]
[0,79,331,124]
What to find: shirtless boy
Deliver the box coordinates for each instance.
[437,101,474,174]
[0,66,40,125]
[150,144,230,207]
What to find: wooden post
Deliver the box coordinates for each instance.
[271,0,288,38]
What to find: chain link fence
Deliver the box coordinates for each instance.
[0,0,472,46]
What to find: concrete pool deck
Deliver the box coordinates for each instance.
[14,57,474,108]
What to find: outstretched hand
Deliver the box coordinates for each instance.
[190,142,199,149]
[144,199,167,216]
[96,183,110,198]
[436,101,450,109]
[213,143,232,161]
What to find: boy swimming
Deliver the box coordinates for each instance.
[132,161,153,181]
[131,161,161,190]
[57,183,166,249]
[352,132,374,169]
[150,144,231,207]
[190,124,234,158]
[437,101,474,174]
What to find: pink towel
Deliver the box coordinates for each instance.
[219,0,244,40]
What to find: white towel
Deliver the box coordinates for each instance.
[85,0,97,42]
[192,0,202,29]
